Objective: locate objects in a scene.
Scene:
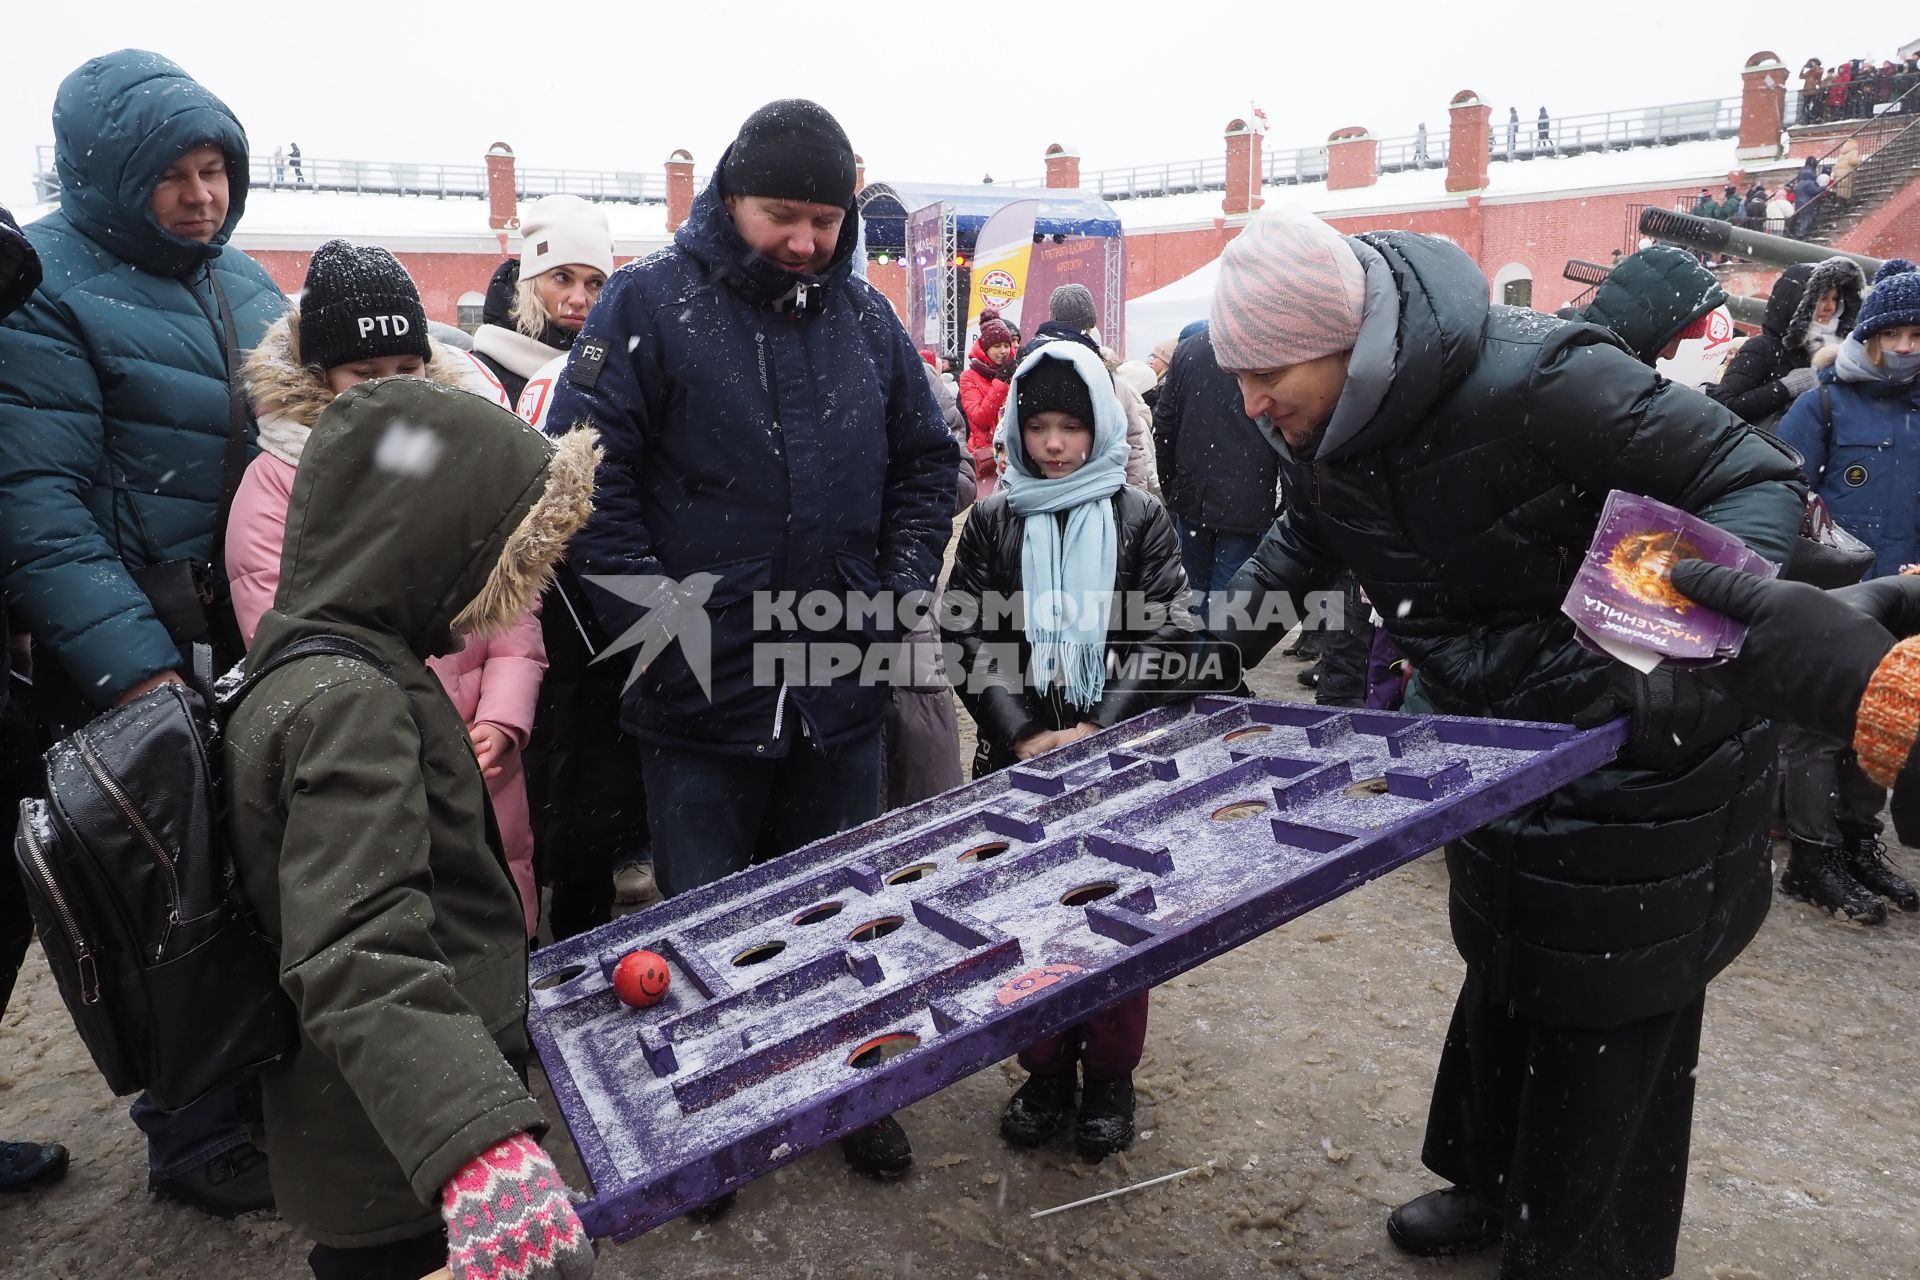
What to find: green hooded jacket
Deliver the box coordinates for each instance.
[222,378,598,1246]
[0,50,285,706]
[1578,244,1728,366]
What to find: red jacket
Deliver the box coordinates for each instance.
[957,339,1011,455]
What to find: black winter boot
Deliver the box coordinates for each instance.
[1,1140,69,1193]
[1074,1073,1135,1163]
[1840,835,1920,911]
[840,1115,912,1180]
[1782,840,1888,925]
[1000,1071,1075,1149]
[1387,1186,1502,1257]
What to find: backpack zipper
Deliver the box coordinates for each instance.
[73,731,180,959]
[19,818,101,1004]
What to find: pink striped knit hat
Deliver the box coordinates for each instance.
[1209,207,1367,371]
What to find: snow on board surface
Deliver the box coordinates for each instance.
[526,696,1623,1241]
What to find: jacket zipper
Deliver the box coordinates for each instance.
[74,731,180,959]
[20,818,101,1004]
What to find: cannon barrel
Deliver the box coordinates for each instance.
[1562,258,1768,328]
[1636,208,1882,275]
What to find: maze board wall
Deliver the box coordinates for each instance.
[527,697,1625,1241]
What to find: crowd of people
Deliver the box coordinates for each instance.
[3,44,1920,1280]
[1799,54,1920,125]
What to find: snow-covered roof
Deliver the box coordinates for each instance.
[12,188,674,256]
[1114,137,1800,231]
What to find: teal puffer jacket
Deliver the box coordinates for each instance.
[0,50,285,706]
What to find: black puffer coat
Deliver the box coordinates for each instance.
[1709,257,1867,426]
[1151,330,1280,535]
[1222,231,1806,1030]
[945,486,1194,776]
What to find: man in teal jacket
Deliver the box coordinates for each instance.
[0,49,284,1218]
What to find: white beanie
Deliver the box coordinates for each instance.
[519,194,614,280]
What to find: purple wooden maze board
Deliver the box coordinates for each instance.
[526,697,1625,1241]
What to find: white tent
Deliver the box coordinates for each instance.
[1124,258,1220,361]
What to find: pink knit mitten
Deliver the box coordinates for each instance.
[441,1133,593,1280]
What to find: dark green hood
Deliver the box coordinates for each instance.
[255,378,597,665]
[52,49,252,279]
[1579,245,1727,365]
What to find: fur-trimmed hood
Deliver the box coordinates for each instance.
[245,312,485,464]
[1784,256,1868,358]
[250,377,600,665]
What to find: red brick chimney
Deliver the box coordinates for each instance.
[1326,126,1378,191]
[1446,91,1492,194]
[1045,143,1081,190]
[854,153,866,193]
[1737,50,1787,162]
[1223,119,1265,218]
[665,149,695,233]
[485,142,518,256]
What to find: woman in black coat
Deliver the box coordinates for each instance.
[1710,256,1867,426]
[942,340,1194,1166]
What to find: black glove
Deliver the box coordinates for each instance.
[1571,662,1744,771]
[1669,560,1895,740]
[1832,574,1920,640]
[991,364,1012,382]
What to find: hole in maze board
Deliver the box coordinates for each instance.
[533,964,587,990]
[1223,725,1272,743]
[792,900,845,926]
[1211,799,1269,822]
[847,916,906,944]
[886,862,937,885]
[957,841,1009,864]
[1060,881,1118,907]
[732,941,787,967]
[1344,776,1391,798]
[847,1031,921,1070]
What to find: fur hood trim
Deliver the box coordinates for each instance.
[1787,257,1869,356]
[246,313,479,463]
[451,427,601,637]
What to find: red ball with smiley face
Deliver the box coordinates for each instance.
[613,950,671,1008]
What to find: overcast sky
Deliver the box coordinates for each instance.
[2,3,1912,212]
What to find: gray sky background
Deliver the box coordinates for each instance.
[2,3,1912,212]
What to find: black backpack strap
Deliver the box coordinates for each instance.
[1819,383,1834,468]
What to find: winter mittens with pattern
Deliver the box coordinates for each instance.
[441,1133,594,1280]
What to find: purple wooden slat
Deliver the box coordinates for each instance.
[526,699,1625,1241]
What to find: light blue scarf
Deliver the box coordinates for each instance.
[995,342,1130,711]
[1835,334,1920,386]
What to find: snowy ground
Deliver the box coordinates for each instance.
[7,650,1920,1280]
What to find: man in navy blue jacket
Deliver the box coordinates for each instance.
[547,100,954,1190]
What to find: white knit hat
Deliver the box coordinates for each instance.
[519,194,614,280]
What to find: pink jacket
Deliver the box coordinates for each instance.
[227,317,547,936]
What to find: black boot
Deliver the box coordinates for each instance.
[1000,1071,1075,1149]
[1781,840,1888,925]
[1387,1186,1501,1257]
[1,1140,69,1193]
[685,1190,736,1224]
[148,1142,273,1218]
[1074,1073,1135,1163]
[840,1115,912,1180]
[1840,834,1920,911]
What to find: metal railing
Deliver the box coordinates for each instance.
[1002,95,1744,202]
[31,146,689,206]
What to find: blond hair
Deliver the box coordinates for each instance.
[511,276,550,339]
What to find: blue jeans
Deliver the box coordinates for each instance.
[130,1086,254,1177]
[641,726,883,898]
[1176,521,1262,598]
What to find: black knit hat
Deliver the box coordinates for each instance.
[1015,353,1096,430]
[719,99,857,207]
[298,239,431,371]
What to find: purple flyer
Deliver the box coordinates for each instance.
[1563,490,1775,668]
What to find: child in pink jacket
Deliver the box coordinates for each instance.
[226,241,548,939]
